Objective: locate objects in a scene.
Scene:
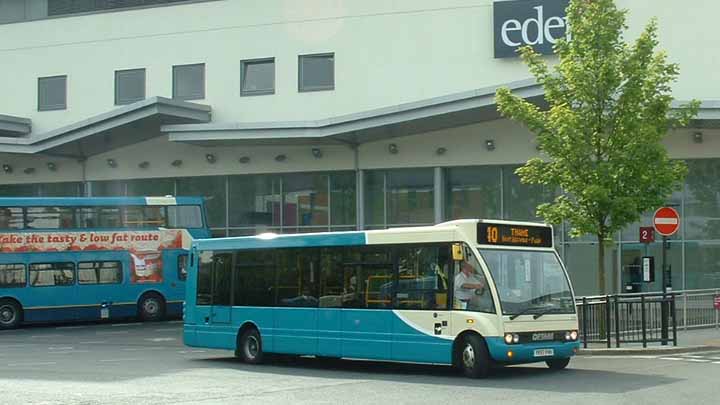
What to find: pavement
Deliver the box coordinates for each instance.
[579,327,720,355]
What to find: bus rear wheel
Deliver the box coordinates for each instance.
[457,335,491,378]
[138,293,165,322]
[0,299,21,330]
[238,328,264,364]
[546,358,571,370]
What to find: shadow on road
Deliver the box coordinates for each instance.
[190,355,683,394]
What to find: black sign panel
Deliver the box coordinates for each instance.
[493,0,569,59]
[477,222,553,248]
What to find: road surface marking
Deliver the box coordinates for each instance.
[179,350,207,354]
[79,341,107,344]
[659,357,684,361]
[713,361,720,364]
[8,362,57,367]
[55,326,84,330]
[686,359,711,363]
[31,334,62,339]
[144,337,176,342]
[98,331,130,335]
[683,355,708,359]
[121,347,164,351]
[111,323,142,327]
[99,358,142,362]
[48,346,74,351]
[48,350,89,355]
[154,328,178,332]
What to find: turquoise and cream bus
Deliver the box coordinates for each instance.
[183,219,579,378]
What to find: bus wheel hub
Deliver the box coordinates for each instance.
[462,344,475,368]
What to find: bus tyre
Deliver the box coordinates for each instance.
[0,299,21,330]
[546,358,570,370]
[458,335,491,378]
[239,328,264,364]
[138,293,165,322]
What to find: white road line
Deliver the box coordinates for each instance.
[48,350,90,355]
[659,357,684,361]
[97,331,130,335]
[708,357,720,361]
[8,362,57,367]
[55,326,84,330]
[48,347,74,351]
[30,334,62,339]
[178,350,207,354]
[154,328,178,332]
[111,323,142,327]
[144,337,176,342]
[99,358,141,363]
[713,361,720,364]
[686,359,711,363]
[121,347,164,351]
[78,341,107,344]
[629,355,659,359]
[682,355,708,359]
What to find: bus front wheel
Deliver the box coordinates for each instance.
[546,358,571,370]
[457,335,491,378]
[0,299,21,330]
[138,293,165,322]
[239,328,264,364]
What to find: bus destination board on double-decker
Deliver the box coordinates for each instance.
[477,222,553,248]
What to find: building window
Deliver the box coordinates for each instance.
[38,75,67,111]
[172,63,205,101]
[115,68,146,105]
[298,53,334,92]
[241,58,275,96]
[446,166,501,221]
[364,169,434,228]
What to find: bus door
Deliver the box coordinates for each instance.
[209,253,232,325]
[273,249,319,355]
[391,244,453,363]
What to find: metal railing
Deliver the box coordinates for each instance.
[674,289,720,330]
[576,292,678,348]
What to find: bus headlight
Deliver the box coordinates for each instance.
[504,333,520,344]
[565,330,578,341]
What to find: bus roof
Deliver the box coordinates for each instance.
[0,196,205,207]
[192,219,553,251]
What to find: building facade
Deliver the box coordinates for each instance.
[1,0,719,296]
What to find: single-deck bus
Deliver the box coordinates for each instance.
[183,219,579,378]
[0,196,210,329]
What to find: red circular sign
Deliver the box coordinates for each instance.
[653,207,680,236]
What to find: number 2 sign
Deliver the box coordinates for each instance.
[640,227,655,244]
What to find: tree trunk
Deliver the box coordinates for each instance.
[597,233,606,295]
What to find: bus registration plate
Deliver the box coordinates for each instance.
[533,349,554,357]
[101,308,109,319]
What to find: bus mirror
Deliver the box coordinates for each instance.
[452,244,464,261]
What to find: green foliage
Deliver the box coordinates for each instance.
[496,0,699,243]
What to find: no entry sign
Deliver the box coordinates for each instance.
[653,207,680,236]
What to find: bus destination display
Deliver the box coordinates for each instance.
[477,223,553,248]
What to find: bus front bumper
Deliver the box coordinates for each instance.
[485,337,580,364]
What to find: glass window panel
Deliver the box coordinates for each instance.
[282,173,329,229]
[26,207,75,229]
[38,75,67,111]
[685,159,720,240]
[234,250,275,307]
[177,176,226,228]
[228,175,280,229]
[0,264,26,288]
[123,206,166,227]
[91,181,125,197]
[503,165,556,222]
[563,243,618,296]
[685,241,720,290]
[330,172,356,226]
[363,171,385,227]
[29,263,75,287]
[446,166,501,220]
[299,53,334,91]
[115,68,145,105]
[173,63,205,100]
[40,182,83,197]
[125,178,174,197]
[212,253,233,306]
[167,205,203,229]
[276,249,319,307]
[241,58,275,95]
[0,184,39,197]
[620,242,682,293]
[76,207,122,228]
[78,261,122,284]
[0,208,24,229]
[387,169,434,225]
[396,244,451,310]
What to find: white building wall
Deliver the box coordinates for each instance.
[1,0,717,135]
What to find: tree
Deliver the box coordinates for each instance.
[495,0,699,294]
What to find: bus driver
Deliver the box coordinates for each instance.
[454,261,486,310]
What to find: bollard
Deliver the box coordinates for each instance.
[606,295,611,348]
[614,295,620,348]
[582,297,588,349]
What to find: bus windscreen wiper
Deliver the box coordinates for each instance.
[508,305,540,320]
[532,307,558,320]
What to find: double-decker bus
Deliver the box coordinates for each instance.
[0,196,210,329]
[183,219,579,378]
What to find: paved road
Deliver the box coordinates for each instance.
[0,322,718,405]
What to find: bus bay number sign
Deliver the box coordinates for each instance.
[477,223,553,248]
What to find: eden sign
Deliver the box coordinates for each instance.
[494,0,570,59]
